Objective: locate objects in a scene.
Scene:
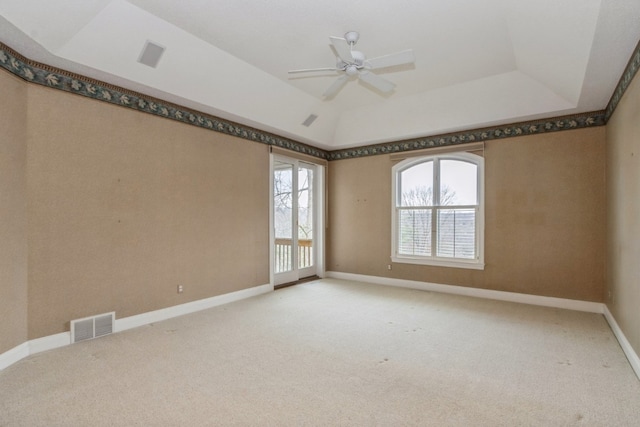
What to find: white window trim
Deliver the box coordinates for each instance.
[391,152,485,270]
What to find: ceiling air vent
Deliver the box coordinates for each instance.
[71,312,115,344]
[302,114,318,127]
[137,40,165,68]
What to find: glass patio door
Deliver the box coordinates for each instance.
[273,157,316,285]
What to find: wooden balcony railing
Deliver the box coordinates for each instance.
[275,238,313,273]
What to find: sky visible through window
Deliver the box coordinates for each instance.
[397,157,478,260]
[274,163,313,240]
[401,159,476,206]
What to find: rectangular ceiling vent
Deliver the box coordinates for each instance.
[137,40,165,68]
[302,114,318,127]
[70,312,115,344]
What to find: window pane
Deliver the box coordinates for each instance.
[437,209,476,259]
[399,161,433,206]
[274,163,293,239]
[398,209,432,256]
[298,165,313,269]
[274,162,293,273]
[440,160,477,205]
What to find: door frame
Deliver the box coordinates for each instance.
[269,151,325,288]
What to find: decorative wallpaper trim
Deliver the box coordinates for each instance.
[1,39,636,162]
[327,112,607,161]
[332,39,640,161]
[605,39,640,121]
[0,43,329,160]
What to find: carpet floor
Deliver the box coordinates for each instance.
[1,278,639,426]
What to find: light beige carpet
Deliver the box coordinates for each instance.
[1,278,639,426]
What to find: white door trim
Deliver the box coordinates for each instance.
[270,153,325,286]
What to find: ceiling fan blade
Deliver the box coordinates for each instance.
[358,71,396,93]
[366,49,415,70]
[329,36,354,63]
[288,67,337,74]
[323,75,349,98]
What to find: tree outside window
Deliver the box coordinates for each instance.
[392,152,484,269]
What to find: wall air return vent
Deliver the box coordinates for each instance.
[70,312,115,344]
[137,40,165,68]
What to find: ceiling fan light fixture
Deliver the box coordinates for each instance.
[287,31,415,98]
[345,65,359,76]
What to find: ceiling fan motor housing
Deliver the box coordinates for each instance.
[288,30,414,98]
[351,51,365,66]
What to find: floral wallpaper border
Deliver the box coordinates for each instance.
[606,39,640,121]
[0,43,329,160]
[1,38,638,162]
[327,112,606,160]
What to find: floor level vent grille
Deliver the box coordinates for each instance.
[71,312,115,343]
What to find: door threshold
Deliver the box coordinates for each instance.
[275,275,320,290]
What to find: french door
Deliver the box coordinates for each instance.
[273,156,318,286]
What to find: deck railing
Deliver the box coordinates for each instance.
[275,238,313,273]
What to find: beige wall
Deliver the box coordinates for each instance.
[328,127,606,302]
[606,70,640,355]
[0,53,629,355]
[26,84,269,339]
[0,71,28,354]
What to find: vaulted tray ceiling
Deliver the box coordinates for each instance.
[0,0,638,150]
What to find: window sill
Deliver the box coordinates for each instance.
[391,255,485,270]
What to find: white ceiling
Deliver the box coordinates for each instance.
[0,0,639,150]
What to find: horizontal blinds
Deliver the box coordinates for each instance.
[398,209,432,256]
[436,208,476,259]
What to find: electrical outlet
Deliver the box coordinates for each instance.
[387,264,392,270]
[177,285,184,294]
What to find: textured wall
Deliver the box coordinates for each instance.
[328,127,606,302]
[0,71,28,354]
[26,85,270,339]
[606,69,640,356]
[0,53,621,353]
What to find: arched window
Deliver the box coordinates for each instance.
[391,152,484,269]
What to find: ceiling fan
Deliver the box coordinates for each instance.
[288,31,415,98]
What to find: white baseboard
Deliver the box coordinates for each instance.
[603,305,640,380]
[116,283,272,332]
[0,342,29,371]
[29,332,71,355]
[326,271,604,313]
[0,283,272,371]
[327,271,640,381]
[4,278,638,382]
